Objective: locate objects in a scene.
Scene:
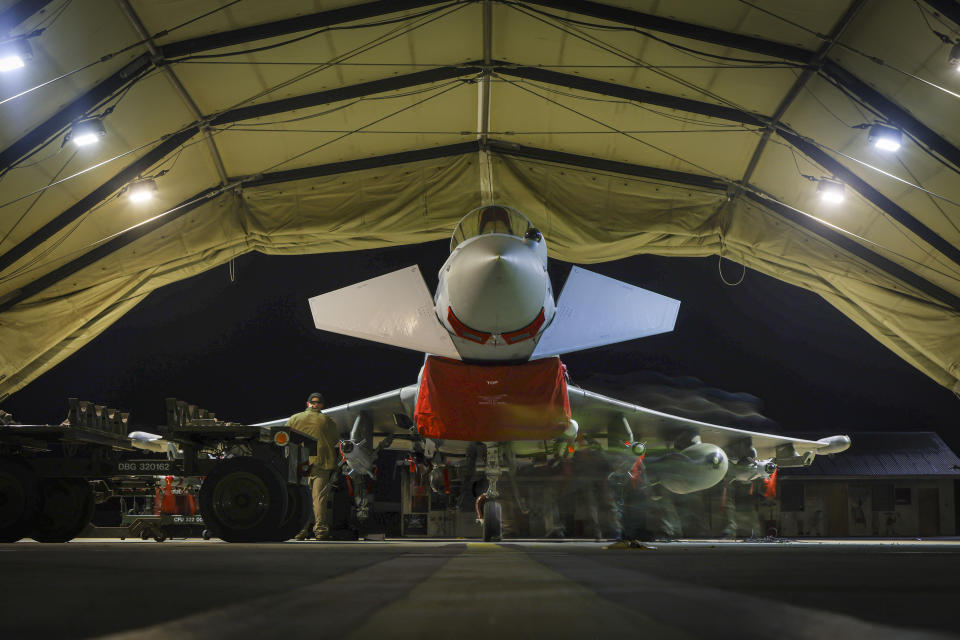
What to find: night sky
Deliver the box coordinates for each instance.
[3,240,957,450]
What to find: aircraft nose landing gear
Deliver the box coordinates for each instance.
[478,442,505,542]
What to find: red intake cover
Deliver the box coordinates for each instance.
[414,355,571,441]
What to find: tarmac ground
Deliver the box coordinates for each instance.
[1,538,958,639]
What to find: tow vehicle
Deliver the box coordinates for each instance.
[0,398,314,543]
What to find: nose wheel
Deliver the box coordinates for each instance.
[481,498,502,542]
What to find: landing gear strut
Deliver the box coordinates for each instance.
[478,442,507,542]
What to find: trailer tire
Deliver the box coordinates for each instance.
[0,458,39,543]
[199,457,288,543]
[31,478,95,543]
[269,484,310,542]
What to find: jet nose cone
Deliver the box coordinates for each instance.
[447,234,547,333]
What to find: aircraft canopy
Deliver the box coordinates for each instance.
[450,205,536,252]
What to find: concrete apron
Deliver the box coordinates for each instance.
[96,543,953,640]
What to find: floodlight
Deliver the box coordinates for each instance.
[817,178,845,204]
[868,124,901,152]
[950,42,960,70]
[127,179,158,203]
[70,118,106,147]
[0,39,32,72]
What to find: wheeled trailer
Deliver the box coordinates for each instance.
[0,398,314,543]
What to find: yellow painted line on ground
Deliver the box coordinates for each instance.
[346,545,693,639]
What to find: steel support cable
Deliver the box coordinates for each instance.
[0,141,484,309]
[736,0,960,103]
[765,132,960,280]
[896,155,960,236]
[817,71,960,179]
[501,75,757,128]
[0,1,459,184]
[768,134,960,271]
[4,138,960,315]
[0,68,155,181]
[0,0,247,109]
[253,75,474,175]
[494,72,733,184]
[499,71,960,222]
[801,136,960,211]
[165,2,461,62]
[505,5,960,268]
[0,5,468,273]
[175,60,804,70]
[917,0,960,37]
[513,1,784,143]
[524,0,960,177]
[201,2,468,118]
[736,0,865,196]
[506,1,804,67]
[0,0,452,177]
[496,74,960,289]
[0,77,473,287]
[505,2,773,131]
[0,187,228,291]
[0,148,77,251]
[0,135,212,284]
[117,0,229,186]
[0,133,178,212]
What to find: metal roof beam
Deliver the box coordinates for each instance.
[495,65,960,271]
[117,0,229,186]
[745,190,960,312]
[776,127,960,268]
[160,0,445,59]
[738,0,865,190]
[0,127,198,274]
[0,54,151,174]
[211,65,479,126]
[524,0,810,62]
[486,140,728,190]
[0,0,444,174]
[6,139,957,316]
[0,142,482,313]
[496,64,765,126]
[920,0,960,29]
[0,0,55,34]
[527,0,960,174]
[0,66,478,275]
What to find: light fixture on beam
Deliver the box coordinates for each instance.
[70,118,107,147]
[0,38,32,72]
[817,178,845,204]
[950,42,960,71]
[127,178,158,204]
[868,124,902,152]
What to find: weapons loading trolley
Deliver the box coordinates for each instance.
[0,398,315,543]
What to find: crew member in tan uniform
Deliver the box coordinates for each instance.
[287,392,340,540]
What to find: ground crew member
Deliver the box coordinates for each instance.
[287,392,340,541]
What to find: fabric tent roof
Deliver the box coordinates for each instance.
[0,0,958,401]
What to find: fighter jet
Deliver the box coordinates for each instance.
[262,205,849,540]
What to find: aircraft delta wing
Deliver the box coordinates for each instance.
[566,384,850,460]
[257,381,850,487]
